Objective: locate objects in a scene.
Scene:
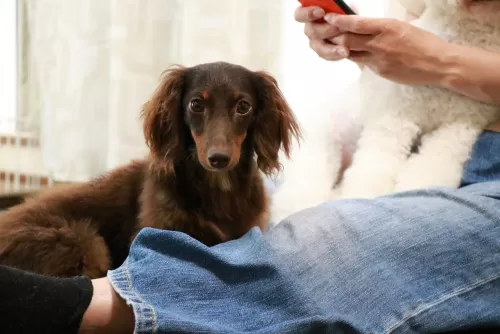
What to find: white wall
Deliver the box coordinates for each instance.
[0,0,18,134]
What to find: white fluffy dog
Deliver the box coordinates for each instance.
[340,0,500,199]
[269,86,362,224]
[270,0,500,224]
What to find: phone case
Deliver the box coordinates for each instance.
[298,0,356,16]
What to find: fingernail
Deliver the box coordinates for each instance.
[324,13,337,23]
[334,47,348,58]
[313,8,325,18]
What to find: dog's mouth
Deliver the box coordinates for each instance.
[189,131,245,173]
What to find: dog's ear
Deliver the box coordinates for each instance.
[253,71,301,176]
[141,65,186,175]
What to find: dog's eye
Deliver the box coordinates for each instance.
[236,100,252,115]
[190,99,205,113]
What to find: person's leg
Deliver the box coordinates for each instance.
[108,181,500,334]
[460,130,500,187]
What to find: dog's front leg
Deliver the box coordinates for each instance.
[339,116,421,199]
[394,122,483,192]
[138,201,230,246]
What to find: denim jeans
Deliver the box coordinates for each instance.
[108,131,500,334]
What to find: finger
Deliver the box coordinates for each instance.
[310,39,349,61]
[294,6,325,23]
[304,22,342,40]
[324,14,386,35]
[328,33,375,51]
[347,51,372,63]
[347,50,371,71]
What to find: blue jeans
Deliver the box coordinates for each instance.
[108,131,500,334]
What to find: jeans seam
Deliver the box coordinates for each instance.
[384,272,500,334]
[121,265,157,334]
[108,262,157,333]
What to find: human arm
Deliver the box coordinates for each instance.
[295,3,500,106]
[0,265,92,334]
[438,44,500,106]
[0,265,133,334]
[323,14,500,106]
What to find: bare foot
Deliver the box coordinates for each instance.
[79,277,135,333]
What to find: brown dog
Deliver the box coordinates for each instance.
[0,62,301,278]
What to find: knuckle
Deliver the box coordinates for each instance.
[296,6,321,23]
[309,39,317,51]
[398,26,411,41]
[340,34,350,47]
[316,46,341,61]
[303,24,309,37]
[311,41,328,59]
[316,50,331,60]
[375,40,390,53]
[326,25,340,38]
[384,19,402,35]
[307,9,317,21]
[331,34,346,47]
[294,8,301,22]
[307,23,340,41]
[324,53,342,61]
[304,23,315,39]
[351,20,364,33]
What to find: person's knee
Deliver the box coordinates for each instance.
[266,199,387,265]
[267,186,500,265]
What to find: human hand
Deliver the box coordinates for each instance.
[323,14,454,86]
[294,3,419,65]
[294,4,358,61]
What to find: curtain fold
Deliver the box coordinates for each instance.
[21,0,390,183]
[22,0,285,182]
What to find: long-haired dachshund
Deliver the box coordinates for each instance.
[0,62,301,278]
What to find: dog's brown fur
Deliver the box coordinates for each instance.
[0,62,301,278]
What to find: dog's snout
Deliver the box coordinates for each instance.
[208,150,230,169]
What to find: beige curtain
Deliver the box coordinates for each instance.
[20,0,284,182]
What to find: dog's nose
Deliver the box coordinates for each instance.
[208,150,230,169]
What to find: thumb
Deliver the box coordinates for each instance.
[324,14,384,35]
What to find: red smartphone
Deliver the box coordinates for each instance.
[298,0,356,15]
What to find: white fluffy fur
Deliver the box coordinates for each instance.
[270,0,500,223]
[339,0,500,199]
[269,81,362,224]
